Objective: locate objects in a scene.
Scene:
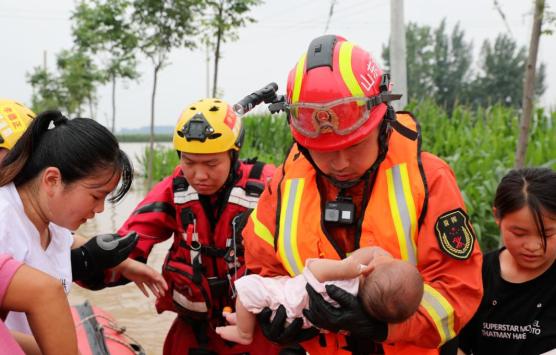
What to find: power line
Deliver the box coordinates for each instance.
[493,0,514,37]
[324,0,337,33]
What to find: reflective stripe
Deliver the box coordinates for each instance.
[179,185,258,209]
[421,284,456,345]
[228,186,260,209]
[292,54,306,104]
[180,187,200,204]
[278,178,305,276]
[172,289,208,313]
[386,164,418,265]
[250,207,274,247]
[338,41,365,98]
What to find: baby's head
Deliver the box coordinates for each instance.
[358,259,423,323]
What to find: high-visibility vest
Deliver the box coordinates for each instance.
[271,113,441,354]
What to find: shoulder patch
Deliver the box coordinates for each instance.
[434,208,475,260]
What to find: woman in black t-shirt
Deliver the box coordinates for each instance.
[458,167,556,355]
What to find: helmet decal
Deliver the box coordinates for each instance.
[0,99,36,150]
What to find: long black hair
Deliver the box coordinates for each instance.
[0,110,133,202]
[494,167,556,252]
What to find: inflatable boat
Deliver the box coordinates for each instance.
[72,301,146,355]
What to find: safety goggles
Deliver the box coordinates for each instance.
[286,92,400,138]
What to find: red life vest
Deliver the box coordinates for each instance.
[156,160,273,322]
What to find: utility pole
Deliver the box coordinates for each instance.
[390,0,408,110]
[515,0,544,169]
[205,41,210,97]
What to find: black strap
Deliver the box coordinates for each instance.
[248,160,265,179]
[390,117,418,141]
[133,202,176,218]
[179,239,228,258]
[173,175,189,192]
[245,160,266,197]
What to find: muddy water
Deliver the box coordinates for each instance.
[68,142,175,355]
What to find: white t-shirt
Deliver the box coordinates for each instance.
[0,183,73,334]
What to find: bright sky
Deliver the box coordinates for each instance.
[1,0,555,130]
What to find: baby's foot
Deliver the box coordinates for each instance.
[215,325,253,345]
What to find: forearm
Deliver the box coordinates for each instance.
[4,265,78,354]
[27,290,78,355]
[308,258,360,283]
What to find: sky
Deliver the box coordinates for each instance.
[1,0,555,130]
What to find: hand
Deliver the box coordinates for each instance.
[71,232,139,282]
[257,305,319,345]
[118,259,168,298]
[302,284,388,341]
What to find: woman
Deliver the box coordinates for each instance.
[0,110,167,336]
[458,167,556,354]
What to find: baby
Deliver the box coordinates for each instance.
[216,246,424,345]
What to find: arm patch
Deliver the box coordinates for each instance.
[434,208,475,260]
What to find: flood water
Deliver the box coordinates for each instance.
[68,142,174,355]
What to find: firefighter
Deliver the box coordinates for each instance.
[0,99,36,162]
[115,98,279,354]
[242,35,483,354]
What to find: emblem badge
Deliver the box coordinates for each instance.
[435,208,475,260]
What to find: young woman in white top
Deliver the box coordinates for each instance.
[0,110,167,337]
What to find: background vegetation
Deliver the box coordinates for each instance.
[140,101,555,252]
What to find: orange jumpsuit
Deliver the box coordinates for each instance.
[243,113,483,354]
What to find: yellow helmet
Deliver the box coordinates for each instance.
[173,98,244,154]
[0,99,36,150]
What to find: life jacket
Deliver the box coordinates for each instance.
[156,159,271,323]
[273,113,433,355]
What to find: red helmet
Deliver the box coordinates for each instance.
[286,35,393,151]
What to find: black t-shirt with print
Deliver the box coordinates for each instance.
[458,248,556,354]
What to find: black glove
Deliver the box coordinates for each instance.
[71,232,139,282]
[302,283,388,341]
[257,305,319,345]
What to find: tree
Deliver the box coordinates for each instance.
[72,0,140,133]
[56,50,104,117]
[27,50,103,117]
[515,0,546,169]
[383,22,435,103]
[27,67,64,113]
[470,34,545,108]
[132,0,203,187]
[201,0,261,97]
[431,20,473,112]
[383,19,472,110]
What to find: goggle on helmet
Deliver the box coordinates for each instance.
[286,35,400,152]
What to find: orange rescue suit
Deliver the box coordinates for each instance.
[243,113,483,355]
